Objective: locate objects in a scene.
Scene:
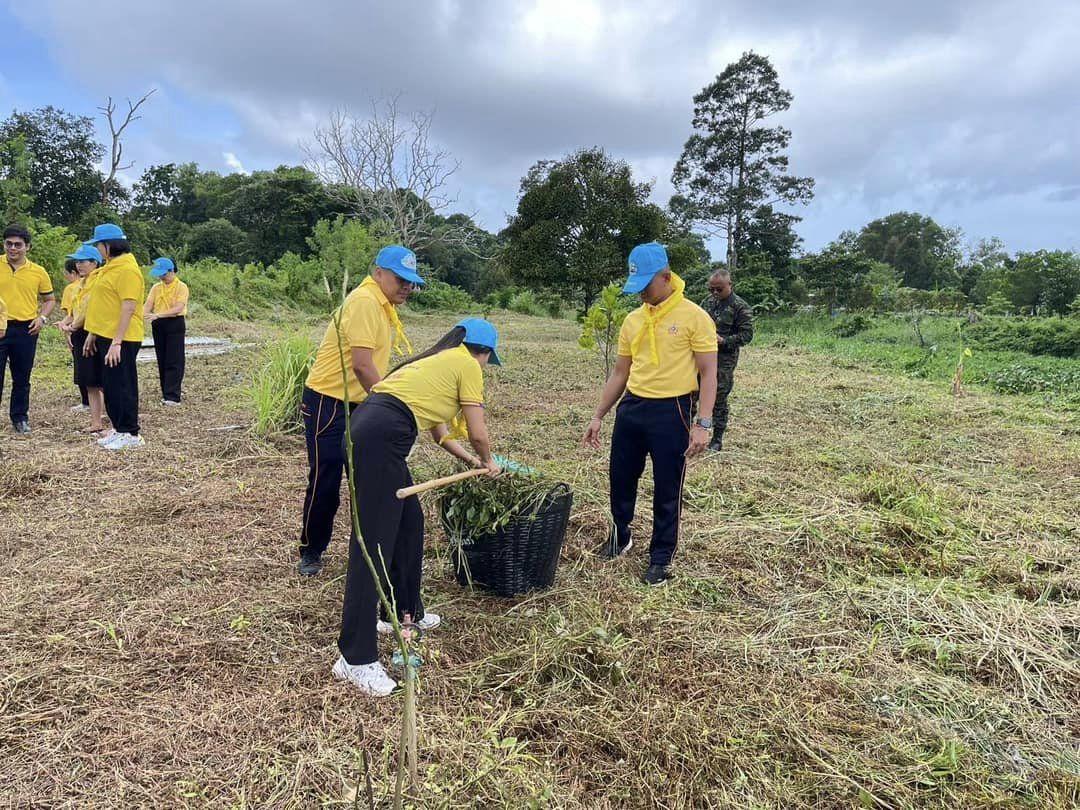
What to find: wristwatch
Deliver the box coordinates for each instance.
[694,417,713,430]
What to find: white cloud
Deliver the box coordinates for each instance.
[223,151,249,175]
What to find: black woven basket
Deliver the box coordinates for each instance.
[442,483,573,598]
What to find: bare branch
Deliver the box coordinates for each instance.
[99,88,156,206]
[302,95,466,250]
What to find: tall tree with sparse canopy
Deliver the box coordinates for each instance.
[672,52,814,273]
[501,147,665,311]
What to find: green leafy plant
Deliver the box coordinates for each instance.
[579,284,630,378]
[248,335,316,436]
[441,472,552,540]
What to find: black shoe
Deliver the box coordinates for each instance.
[12,421,30,435]
[600,526,633,560]
[298,553,324,577]
[643,564,672,586]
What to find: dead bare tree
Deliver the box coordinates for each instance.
[303,95,484,252]
[99,89,156,206]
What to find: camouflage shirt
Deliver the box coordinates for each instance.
[701,292,754,356]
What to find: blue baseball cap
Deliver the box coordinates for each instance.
[88,223,126,243]
[375,244,425,286]
[456,317,501,366]
[622,242,670,294]
[65,245,102,263]
[150,257,176,278]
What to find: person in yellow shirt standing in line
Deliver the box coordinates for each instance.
[58,245,107,434]
[334,318,503,696]
[59,258,90,413]
[582,242,718,587]
[83,224,146,451]
[0,224,56,434]
[298,245,424,577]
[144,258,189,406]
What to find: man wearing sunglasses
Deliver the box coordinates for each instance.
[0,224,55,434]
[296,245,424,577]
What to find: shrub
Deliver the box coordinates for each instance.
[831,313,876,337]
[508,289,544,316]
[409,279,476,313]
[182,258,295,319]
[248,335,316,437]
[983,364,1080,396]
[967,317,1080,358]
[579,284,630,378]
[187,218,250,263]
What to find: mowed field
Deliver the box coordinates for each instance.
[1,311,1077,809]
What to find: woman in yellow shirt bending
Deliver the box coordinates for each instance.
[334,318,503,697]
[144,258,189,405]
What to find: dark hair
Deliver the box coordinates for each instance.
[388,326,466,376]
[64,259,78,275]
[166,256,178,274]
[3,224,31,245]
[100,238,130,257]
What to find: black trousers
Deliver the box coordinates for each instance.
[0,320,39,423]
[298,387,351,559]
[338,393,425,666]
[712,354,739,435]
[610,392,693,566]
[70,342,88,405]
[95,337,141,435]
[152,316,186,402]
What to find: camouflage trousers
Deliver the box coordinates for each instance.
[711,356,739,435]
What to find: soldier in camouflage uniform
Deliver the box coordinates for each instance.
[701,269,754,451]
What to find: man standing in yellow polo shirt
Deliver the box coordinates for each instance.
[582,242,718,586]
[84,223,146,451]
[0,224,56,434]
[297,244,424,577]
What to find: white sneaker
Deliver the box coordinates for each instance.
[376,612,441,635]
[331,656,398,697]
[162,399,182,407]
[96,429,117,445]
[102,433,146,450]
[70,404,91,413]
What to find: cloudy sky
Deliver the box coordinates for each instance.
[2,0,1078,257]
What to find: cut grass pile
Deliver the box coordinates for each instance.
[1,309,1077,807]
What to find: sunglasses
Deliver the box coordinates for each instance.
[4,240,26,248]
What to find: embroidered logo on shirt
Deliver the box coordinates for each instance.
[668,325,679,335]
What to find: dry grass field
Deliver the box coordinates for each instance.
[1,311,1077,808]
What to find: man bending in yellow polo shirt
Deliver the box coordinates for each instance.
[582,242,718,586]
[0,224,56,434]
[297,245,424,577]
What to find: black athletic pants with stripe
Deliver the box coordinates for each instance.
[152,315,186,402]
[338,393,425,665]
[609,392,693,567]
[299,386,351,559]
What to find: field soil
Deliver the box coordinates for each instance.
[1,312,1077,808]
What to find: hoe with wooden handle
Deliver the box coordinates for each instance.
[396,454,535,499]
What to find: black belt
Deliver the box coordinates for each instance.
[8,319,34,326]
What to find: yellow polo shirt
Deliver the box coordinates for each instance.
[305,279,396,404]
[73,269,100,323]
[373,345,485,430]
[0,258,53,321]
[618,297,717,398]
[85,253,146,342]
[148,278,190,316]
[61,279,82,316]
